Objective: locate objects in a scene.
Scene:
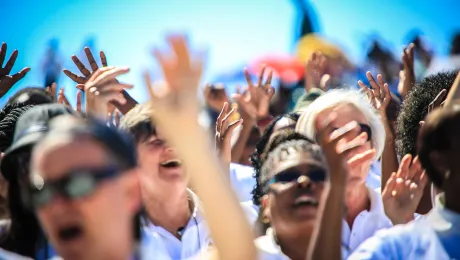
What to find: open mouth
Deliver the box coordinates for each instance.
[58,225,84,242]
[160,159,182,168]
[293,195,319,208]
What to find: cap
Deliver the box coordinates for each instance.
[47,116,138,171]
[0,104,77,181]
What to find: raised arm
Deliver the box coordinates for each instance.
[145,34,257,260]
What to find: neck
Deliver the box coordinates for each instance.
[143,188,191,238]
[344,184,370,228]
[276,230,311,260]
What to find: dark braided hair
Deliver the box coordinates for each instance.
[252,131,321,236]
[250,113,300,206]
[0,103,35,151]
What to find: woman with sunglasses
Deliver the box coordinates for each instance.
[254,112,372,260]
[295,89,392,253]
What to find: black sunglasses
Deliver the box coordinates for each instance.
[358,123,372,142]
[28,166,120,208]
[264,168,327,193]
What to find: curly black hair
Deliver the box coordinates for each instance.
[417,106,460,188]
[396,70,458,158]
[250,113,300,206]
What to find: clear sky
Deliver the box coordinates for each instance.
[1,0,459,106]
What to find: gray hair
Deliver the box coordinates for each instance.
[295,89,385,160]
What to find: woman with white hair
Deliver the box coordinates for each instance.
[295,88,392,254]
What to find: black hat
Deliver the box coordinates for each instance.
[0,104,77,181]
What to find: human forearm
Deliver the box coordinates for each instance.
[307,183,345,260]
[110,90,138,115]
[230,119,254,163]
[170,126,257,260]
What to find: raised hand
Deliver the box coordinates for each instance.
[419,89,447,126]
[84,67,133,119]
[0,43,31,98]
[382,154,428,225]
[145,34,204,129]
[316,105,376,178]
[358,71,391,117]
[204,83,230,112]
[305,51,330,92]
[57,88,71,107]
[232,66,274,121]
[315,113,373,184]
[215,102,243,166]
[63,47,110,90]
[397,44,415,99]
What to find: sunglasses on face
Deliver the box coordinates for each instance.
[28,167,120,208]
[264,168,327,194]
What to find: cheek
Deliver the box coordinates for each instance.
[138,147,162,170]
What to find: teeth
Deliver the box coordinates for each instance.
[160,159,182,166]
[294,195,318,205]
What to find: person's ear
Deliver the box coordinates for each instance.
[122,168,141,214]
[261,195,271,224]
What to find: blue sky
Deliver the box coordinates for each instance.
[2,0,460,105]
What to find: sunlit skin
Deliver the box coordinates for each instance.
[264,149,326,260]
[31,138,140,260]
[136,128,191,239]
[316,104,372,227]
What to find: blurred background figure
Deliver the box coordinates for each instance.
[41,39,63,87]
[426,32,460,76]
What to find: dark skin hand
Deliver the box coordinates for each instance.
[0,43,31,98]
[63,47,137,114]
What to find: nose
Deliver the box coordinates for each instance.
[297,175,312,189]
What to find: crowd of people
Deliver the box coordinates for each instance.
[0,30,459,260]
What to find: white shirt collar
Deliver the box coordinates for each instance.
[428,193,460,232]
[341,185,392,253]
[254,228,289,260]
[141,189,212,260]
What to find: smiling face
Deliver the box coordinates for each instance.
[262,141,326,240]
[31,137,139,260]
[136,128,188,197]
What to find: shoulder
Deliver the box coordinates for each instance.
[348,222,434,260]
